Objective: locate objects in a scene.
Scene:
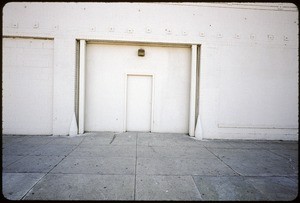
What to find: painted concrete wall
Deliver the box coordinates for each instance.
[2,3,298,140]
[3,38,54,134]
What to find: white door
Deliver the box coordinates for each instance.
[126,75,152,132]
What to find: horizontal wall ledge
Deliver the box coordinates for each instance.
[218,124,298,130]
[2,35,54,40]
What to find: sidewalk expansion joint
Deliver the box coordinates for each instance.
[133,132,138,200]
[205,146,243,177]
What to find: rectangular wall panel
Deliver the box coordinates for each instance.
[3,38,54,135]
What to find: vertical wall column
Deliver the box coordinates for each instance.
[195,45,203,140]
[78,40,86,134]
[189,45,197,136]
[52,38,77,135]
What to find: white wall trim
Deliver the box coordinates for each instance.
[195,45,203,140]
[218,123,298,130]
[78,40,86,134]
[189,45,197,136]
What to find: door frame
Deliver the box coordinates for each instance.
[124,73,154,132]
[77,40,200,137]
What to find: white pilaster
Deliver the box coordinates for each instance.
[189,45,197,136]
[78,40,86,134]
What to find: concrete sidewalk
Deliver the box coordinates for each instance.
[2,132,298,201]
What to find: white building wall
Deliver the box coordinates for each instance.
[2,2,298,140]
[2,38,54,134]
[52,38,77,135]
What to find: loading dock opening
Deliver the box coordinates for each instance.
[77,40,200,137]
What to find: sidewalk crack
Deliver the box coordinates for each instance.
[109,134,117,144]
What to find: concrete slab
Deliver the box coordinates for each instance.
[20,136,55,145]
[47,136,85,145]
[269,149,298,163]
[287,176,298,184]
[137,157,238,176]
[245,176,298,201]
[137,146,216,158]
[1,133,298,201]
[137,133,200,147]
[253,141,298,150]
[80,134,114,146]
[2,155,25,168]
[226,140,263,149]
[2,173,45,200]
[24,174,135,200]
[2,143,43,156]
[29,144,77,156]
[2,135,28,145]
[110,132,137,145]
[70,145,136,157]
[198,140,234,148]
[136,175,202,200]
[138,132,189,138]
[209,148,298,176]
[3,155,64,173]
[50,156,135,175]
[84,132,115,137]
[192,176,265,201]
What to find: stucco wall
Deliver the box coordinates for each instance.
[2,3,298,140]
